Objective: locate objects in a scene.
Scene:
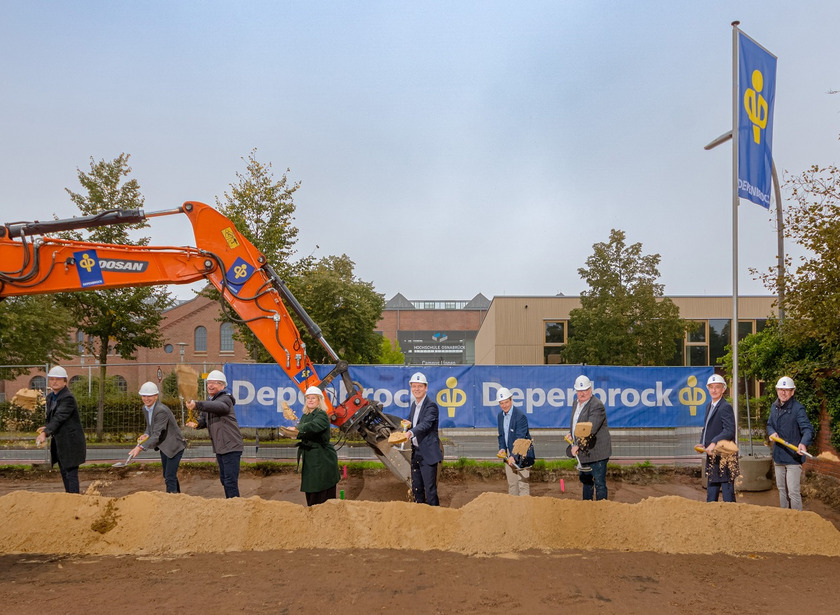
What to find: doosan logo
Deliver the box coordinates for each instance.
[98,259,149,272]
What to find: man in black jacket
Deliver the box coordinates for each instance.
[186,370,244,498]
[766,376,813,510]
[35,366,86,493]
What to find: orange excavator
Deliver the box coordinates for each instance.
[0,201,411,485]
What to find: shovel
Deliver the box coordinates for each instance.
[112,452,136,468]
[112,434,149,467]
[497,450,521,474]
[565,434,590,473]
[769,434,814,458]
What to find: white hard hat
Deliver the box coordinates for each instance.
[495,387,513,403]
[574,375,593,391]
[776,376,795,390]
[206,369,227,384]
[47,366,68,379]
[409,372,428,385]
[138,382,159,396]
[304,385,324,397]
[707,374,727,388]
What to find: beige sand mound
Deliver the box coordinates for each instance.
[2,490,839,557]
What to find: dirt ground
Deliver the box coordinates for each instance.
[2,466,840,614]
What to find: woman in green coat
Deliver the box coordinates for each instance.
[284,386,340,506]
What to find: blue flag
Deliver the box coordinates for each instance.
[737,31,777,209]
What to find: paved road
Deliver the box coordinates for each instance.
[0,428,770,465]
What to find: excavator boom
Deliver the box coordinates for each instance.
[0,201,411,485]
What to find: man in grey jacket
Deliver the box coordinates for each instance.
[567,375,612,501]
[186,370,244,498]
[130,382,187,493]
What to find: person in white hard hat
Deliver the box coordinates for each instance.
[35,365,86,493]
[404,371,442,506]
[699,373,738,502]
[281,385,341,506]
[567,375,612,500]
[186,369,244,498]
[130,382,187,493]
[495,387,535,496]
[766,376,813,510]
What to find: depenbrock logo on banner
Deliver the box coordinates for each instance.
[224,364,713,429]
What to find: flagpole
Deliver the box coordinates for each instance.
[731,20,741,442]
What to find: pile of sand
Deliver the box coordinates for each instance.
[2,491,840,557]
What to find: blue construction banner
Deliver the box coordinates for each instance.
[737,30,777,209]
[224,364,713,430]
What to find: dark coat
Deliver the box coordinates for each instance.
[296,408,340,493]
[44,386,86,469]
[702,397,738,484]
[766,396,813,465]
[497,406,535,468]
[568,395,612,464]
[142,400,186,459]
[409,396,443,465]
[195,391,244,454]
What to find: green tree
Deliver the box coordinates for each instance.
[212,149,302,360]
[212,150,385,366]
[215,148,300,278]
[58,154,173,436]
[737,153,840,448]
[755,162,840,354]
[375,336,405,365]
[0,296,76,380]
[289,254,385,364]
[561,229,691,366]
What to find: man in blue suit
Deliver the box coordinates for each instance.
[496,387,535,496]
[699,373,739,502]
[405,372,442,505]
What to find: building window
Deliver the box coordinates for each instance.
[29,376,46,393]
[544,321,566,364]
[76,330,85,354]
[683,319,759,366]
[164,344,174,353]
[220,323,235,353]
[194,326,207,353]
[114,375,128,394]
[69,375,83,388]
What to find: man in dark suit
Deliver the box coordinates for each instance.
[568,375,612,500]
[405,372,442,505]
[699,373,738,502]
[496,386,535,496]
[35,365,87,493]
[130,381,187,493]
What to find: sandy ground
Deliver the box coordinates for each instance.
[2,467,840,614]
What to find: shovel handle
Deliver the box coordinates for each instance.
[770,435,814,458]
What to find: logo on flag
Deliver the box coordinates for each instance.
[737,31,777,209]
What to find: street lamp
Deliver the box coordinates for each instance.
[704,130,785,324]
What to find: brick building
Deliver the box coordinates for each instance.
[375,293,491,365]
[1,294,253,399]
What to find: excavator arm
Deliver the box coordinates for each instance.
[0,201,411,485]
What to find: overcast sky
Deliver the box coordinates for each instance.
[1,1,838,303]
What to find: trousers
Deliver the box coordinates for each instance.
[775,463,803,510]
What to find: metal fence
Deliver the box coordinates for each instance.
[1,361,771,462]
